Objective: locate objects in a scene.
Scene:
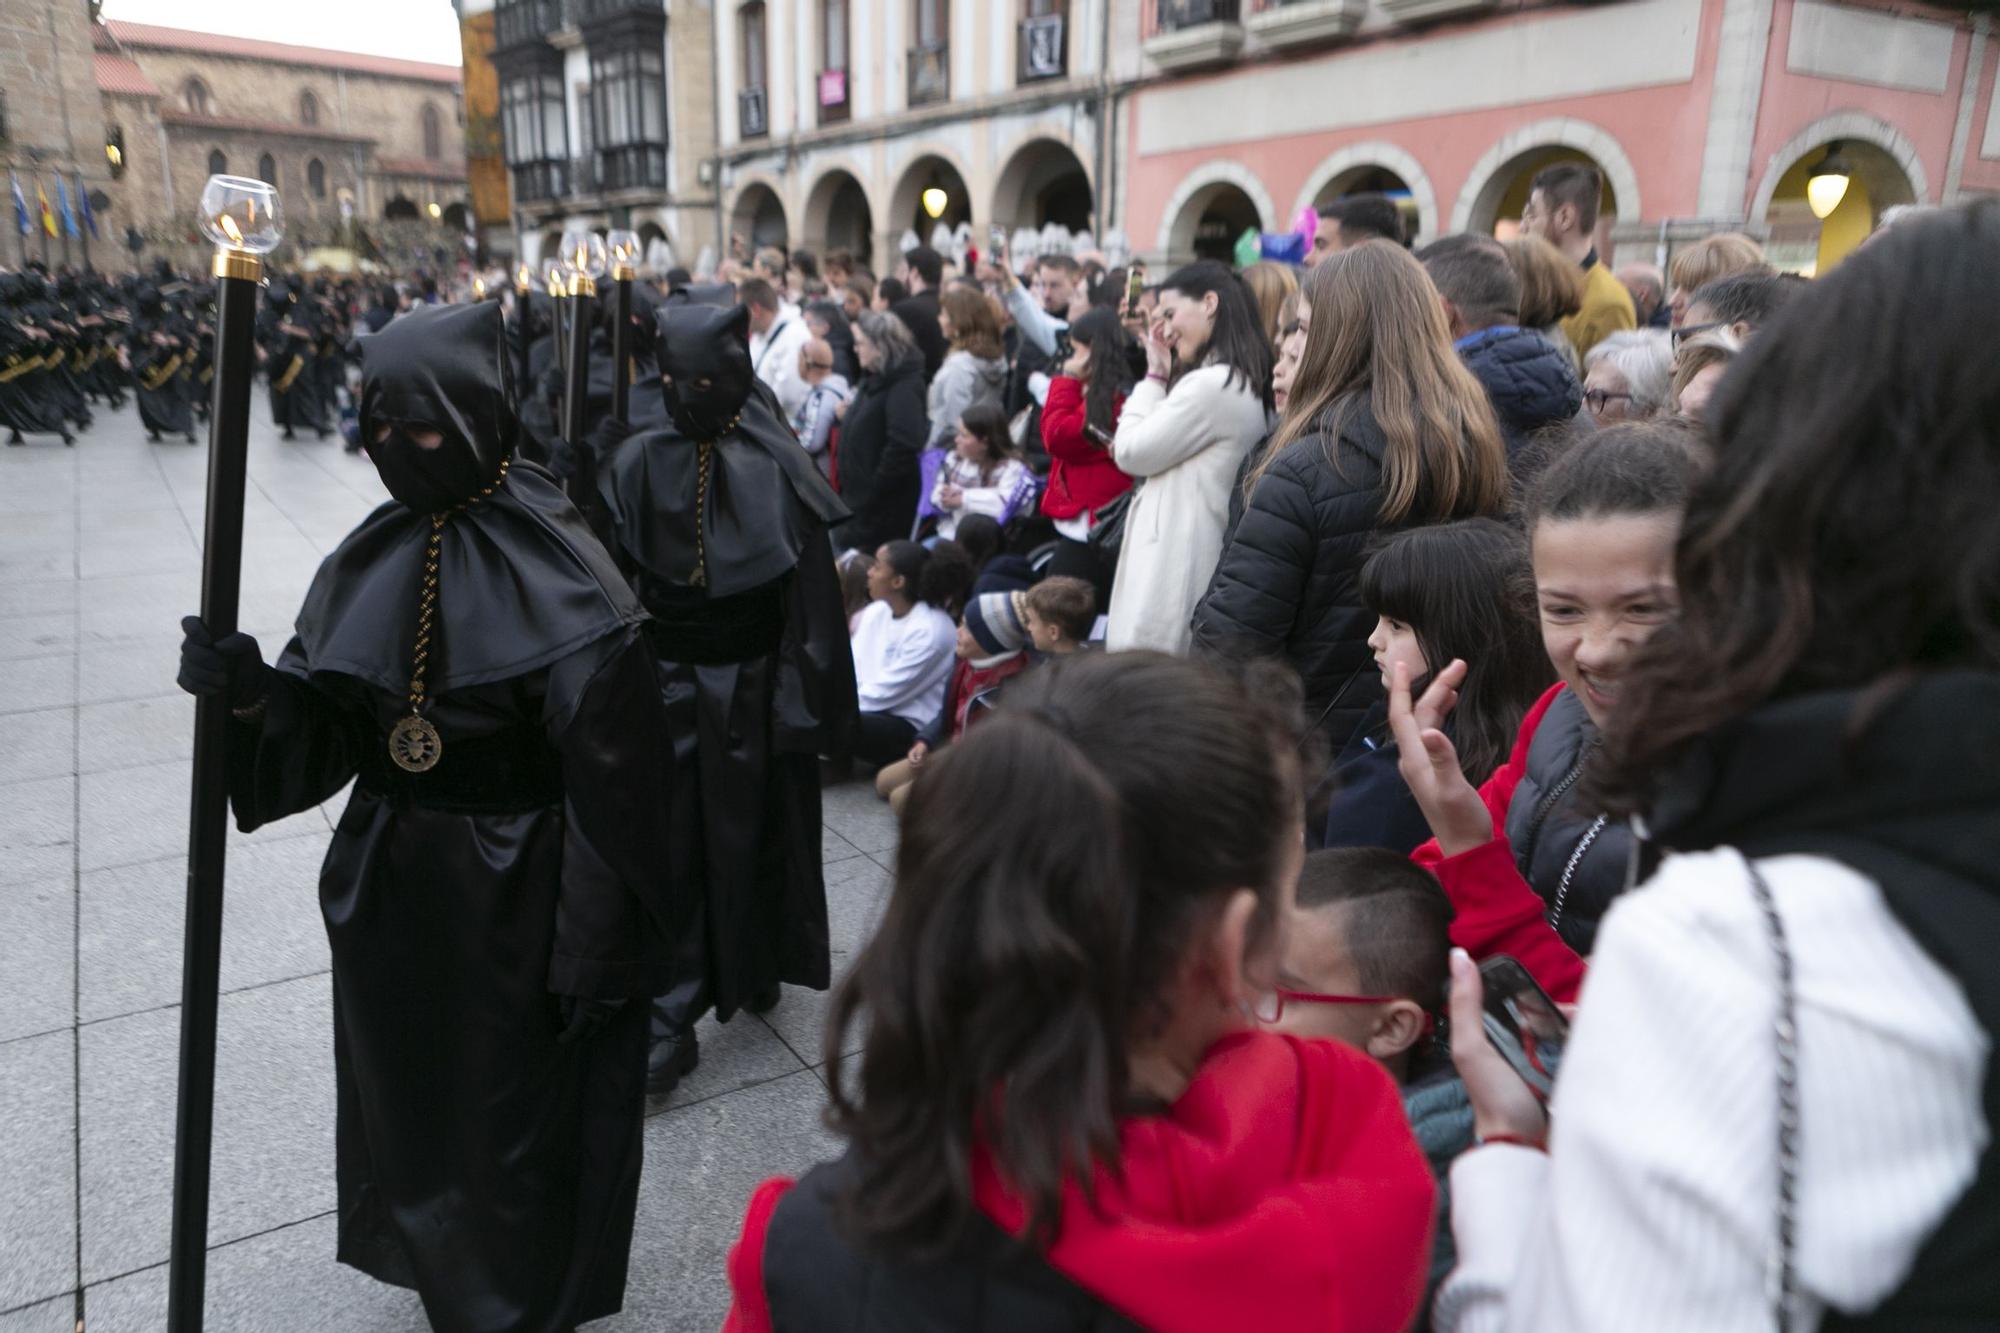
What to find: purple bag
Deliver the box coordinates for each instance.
[915,447,949,519]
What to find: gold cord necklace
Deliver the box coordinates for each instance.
[685,410,739,590]
[387,457,511,773]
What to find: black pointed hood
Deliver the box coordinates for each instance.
[297,303,644,697]
[360,302,517,512]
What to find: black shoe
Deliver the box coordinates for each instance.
[645,1028,700,1097]
[63,434,74,447]
[745,985,781,1015]
[6,433,21,447]
[316,427,329,440]
[282,428,295,441]
[185,431,197,444]
[146,431,159,443]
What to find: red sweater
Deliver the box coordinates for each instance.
[1411,683,1589,1003]
[723,1031,1436,1333]
[1038,376,1133,522]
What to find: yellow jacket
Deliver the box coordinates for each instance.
[1561,260,1637,361]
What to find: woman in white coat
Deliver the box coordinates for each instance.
[1106,261,1272,654]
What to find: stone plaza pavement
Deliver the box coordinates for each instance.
[0,399,896,1332]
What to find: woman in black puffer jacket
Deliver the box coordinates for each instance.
[1193,243,1508,756]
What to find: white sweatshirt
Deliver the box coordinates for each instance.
[850,599,957,725]
[1437,848,1988,1333]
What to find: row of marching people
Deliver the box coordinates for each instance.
[175,285,854,1332]
[2,258,364,448]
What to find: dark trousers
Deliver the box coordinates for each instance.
[853,711,919,767]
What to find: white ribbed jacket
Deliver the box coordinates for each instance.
[1438,849,1989,1333]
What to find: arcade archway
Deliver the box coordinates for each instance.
[991,138,1093,233]
[730,181,789,251]
[804,168,876,269]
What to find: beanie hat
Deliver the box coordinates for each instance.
[964,590,1030,657]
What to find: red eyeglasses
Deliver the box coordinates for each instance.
[1258,987,1436,1034]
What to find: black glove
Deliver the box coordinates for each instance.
[177,616,270,710]
[556,995,628,1045]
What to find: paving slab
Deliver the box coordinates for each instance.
[76,693,195,774]
[0,878,73,1043]
[0,654,77,716]
[0,1032,76,1311]
[77,758,329,872]
[617,1070,840,1332]
[79,831,333,1023]
[0,776,75,889]
[0,709,75,785]
[78,974,336,1283]
[819,780,901,855]
[79,1215,426,1333]
[0,1297,72,1333]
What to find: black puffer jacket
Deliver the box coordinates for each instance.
[1455,326,1582,463]
[832,357,927,553]
[1192,398,1398,751]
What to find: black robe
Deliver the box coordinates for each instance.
[597,389,857,1021]
[128,308,194,438]
[260,298,332,434]
[226,463,684,1332]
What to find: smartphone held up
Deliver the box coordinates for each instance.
[1475,956,1568,1102]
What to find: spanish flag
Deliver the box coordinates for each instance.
[35,179,56,238]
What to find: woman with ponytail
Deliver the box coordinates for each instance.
[723,652,1438,1333]
[849,540,966,767]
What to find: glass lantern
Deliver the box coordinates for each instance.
[606,229,641,281]
[199,175,282,279]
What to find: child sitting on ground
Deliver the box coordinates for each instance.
[1271,847,1470,1329]
[1021,576,1096,656]
[874,591,1032,812]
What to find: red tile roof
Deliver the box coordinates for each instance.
[159,109,376,145]
[102,20,461,85]
[376,156,470,181]
[94,51,161,98]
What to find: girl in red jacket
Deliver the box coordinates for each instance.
[1388,421,1709,1003]
[724,652,1437,1333]
[1039,307,1137,604]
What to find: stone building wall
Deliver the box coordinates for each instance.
[1,0,116,267]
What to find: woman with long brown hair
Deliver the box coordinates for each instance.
[926,283,1008,449]
[1194,240,1507,756]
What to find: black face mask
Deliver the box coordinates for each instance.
[360,303,516,512]
[655,303,755,440]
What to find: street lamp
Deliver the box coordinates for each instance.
[922,186,948,220]
[171,173,282,1333]
[1807,141,1852,220]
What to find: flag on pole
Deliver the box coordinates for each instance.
[8,172,28,237]
[75,174,98,239]
[56,175,79,238]
[35,179,58,237]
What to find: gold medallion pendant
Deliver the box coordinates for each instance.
[388,714,443,773]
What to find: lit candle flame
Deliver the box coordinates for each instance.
[218,214,243,245]
[474,277,487,298]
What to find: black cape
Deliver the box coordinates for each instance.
[229,458,684,1333]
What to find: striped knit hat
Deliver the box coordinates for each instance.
[963,590,1030,656]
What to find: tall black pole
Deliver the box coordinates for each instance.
[563,276,594,452]
[563,274,597,526]
[167,243,260,1333]
[610,267,632,426]
[512,278,533,403]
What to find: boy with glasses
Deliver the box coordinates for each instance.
[1270,847,1470,1326]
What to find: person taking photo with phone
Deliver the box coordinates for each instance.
[1433,201,2000,1333]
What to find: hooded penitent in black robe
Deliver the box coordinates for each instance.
[128,285,195,441]
[221,302,686,1333]
[597,302,857,1075]
[258,281,331,436]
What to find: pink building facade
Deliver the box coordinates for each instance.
[1116,0,1999,271]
